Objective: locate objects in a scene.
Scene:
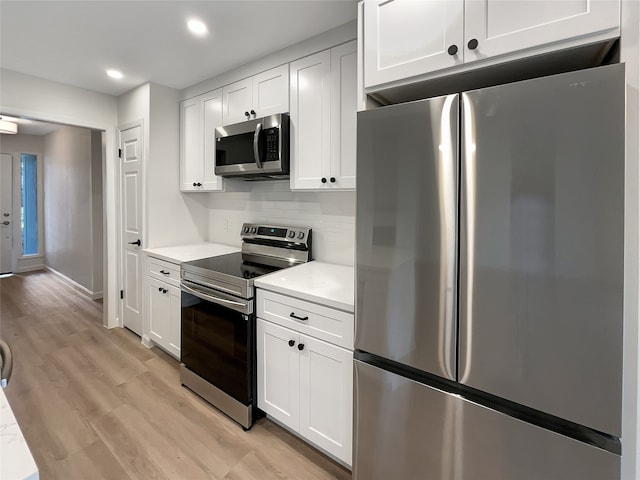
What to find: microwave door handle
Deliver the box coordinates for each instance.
[253,122,263,169]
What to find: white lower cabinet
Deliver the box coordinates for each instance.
[145,256,181,358]
[257,299,353,467]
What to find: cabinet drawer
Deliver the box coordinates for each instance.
[257,290,353,349]
[146,256,180,288]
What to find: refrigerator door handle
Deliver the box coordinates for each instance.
[438,94,459,381]
[459,92,476,383]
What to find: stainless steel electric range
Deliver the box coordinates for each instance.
[180,223,312,429]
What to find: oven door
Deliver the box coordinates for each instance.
[180,279,254,405]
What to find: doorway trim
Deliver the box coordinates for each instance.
[0,108,118,328]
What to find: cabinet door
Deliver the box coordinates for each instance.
[202,89,224,191]
[299,334,353,466]
[257,319,300,431]
[330,41,357,190]
[180,97,202,191]
[252,65,289,118]
[464,0,620,64]
[363,0,464,89]
[167,283,181,358]
[290,50,332,190]
[148,277,171,349]
[223,77,253,125]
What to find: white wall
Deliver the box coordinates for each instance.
[0,133,45,272]
[43,126,103,296]
[118,83,209,249]
[148,83,208,247]
[1,68,118,327]
[621,1,640,478]
[208,182,355,266]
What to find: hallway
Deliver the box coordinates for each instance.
[0,271,350,480]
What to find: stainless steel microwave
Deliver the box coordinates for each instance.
[214,113,289,179]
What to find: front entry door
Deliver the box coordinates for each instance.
[0,154,13,274]
[120,124,143,335]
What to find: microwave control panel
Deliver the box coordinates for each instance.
[264,127,279,161]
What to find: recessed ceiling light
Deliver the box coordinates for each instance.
[107,69,123,79]
[187,19,208,36]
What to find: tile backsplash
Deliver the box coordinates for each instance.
[207,180,355,266]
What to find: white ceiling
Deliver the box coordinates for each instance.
[0,0,357,97]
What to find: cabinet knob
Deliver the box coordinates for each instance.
[321,177,327,184]
[250,109,256,116]
[245,111,250,118]
[193,182,197,187]
[158,287,162,292]
[467,38,479,50]
[196,182,202,187]
[288,340,295,347]
[297,343,305,351]
[330,177,336,183]
[447,45,458,56]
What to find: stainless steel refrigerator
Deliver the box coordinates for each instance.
[354,64,624,479]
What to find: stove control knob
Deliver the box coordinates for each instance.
[297,231,305,239]
[287,231,296,238]
[243,226,249,233]
[251,227,257,234]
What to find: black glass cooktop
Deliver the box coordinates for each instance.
[183,252,282,279]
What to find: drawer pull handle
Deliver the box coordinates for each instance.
[159,270,170,275]
[290,312,309,321]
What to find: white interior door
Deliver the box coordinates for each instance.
[0,154,13,274]
[120,124,143,335]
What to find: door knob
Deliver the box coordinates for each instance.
[1,221,9,226]
[128,239,141,246]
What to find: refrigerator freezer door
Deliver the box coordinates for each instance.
[459,64,624,436]
[354,360,620,480]
[356,95,459,381]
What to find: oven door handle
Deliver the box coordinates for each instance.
[181,282,251,315]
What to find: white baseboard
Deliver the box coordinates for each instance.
[15,265,45,273]
[45,266,103,300]
[141,335,154,349]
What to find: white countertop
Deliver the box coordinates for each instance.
[143,242,240,264]
[255,261,354,313]
[1,389,39,480]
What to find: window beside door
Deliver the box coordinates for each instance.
[20,153,39,256]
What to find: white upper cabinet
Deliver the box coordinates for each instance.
[330,41,358,190]
[253,66,290,118]
[464,0,620,64]
[363,0,464,88]
[290,49,332,190]
[179,89,224,192]
[290,41,357,191]
[223,64,289,125]
[363,0,620,89]
[222,78,252,125]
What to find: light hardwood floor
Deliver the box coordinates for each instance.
[0,271,351,480]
